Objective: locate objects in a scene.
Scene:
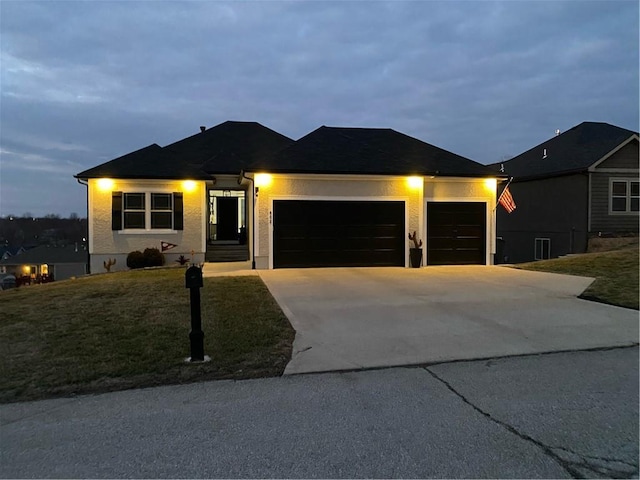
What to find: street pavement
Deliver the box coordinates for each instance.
[1,347,637,478]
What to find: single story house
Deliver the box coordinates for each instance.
[75,121,502,271]
[0,244,88,282]
[491,122,638,263]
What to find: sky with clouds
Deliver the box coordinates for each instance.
[1,0,638,217]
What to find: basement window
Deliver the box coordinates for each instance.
[534,238,551,260]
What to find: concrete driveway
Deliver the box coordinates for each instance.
[258,266,639,374]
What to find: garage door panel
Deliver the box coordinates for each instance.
[274,200,404,268]
[427,202,486,265]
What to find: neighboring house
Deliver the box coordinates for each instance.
[0,244,88,281]
[0,246,27,261]
[491,122,639,263]
[75,121,501,272]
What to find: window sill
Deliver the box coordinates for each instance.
[118,229,178,235]
[608,211,639,216]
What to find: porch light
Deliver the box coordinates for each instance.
[182,180,197,192]
[407,176,422,189]
[97,178,114,191]
[254,173,272,187]
[484,178,497,191]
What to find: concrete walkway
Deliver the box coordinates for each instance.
[258,266,639,375]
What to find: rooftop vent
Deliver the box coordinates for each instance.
[543,148,547,159]
[200,126,206,133]
[555,129,561,136]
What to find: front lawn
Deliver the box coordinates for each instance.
[515,246,639,310]
[0,269,295,403]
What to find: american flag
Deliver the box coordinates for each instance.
[498,186,516,213]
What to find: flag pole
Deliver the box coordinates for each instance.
[494,177,514,212]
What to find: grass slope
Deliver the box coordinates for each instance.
[516,246,639,310]
[0,269,295,403]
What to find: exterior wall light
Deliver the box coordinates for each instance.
[484,178,497,191]
[97,178,114,191]
[182,180,197,192]
[254,173,272,187]
[407,176,423,189]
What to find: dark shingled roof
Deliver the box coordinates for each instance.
[76,121,294,180]
[76,121,495,179]
[165,121,295,174]
[489,122,638,179]
[0,245,87,265]
[75,144,211,180]
[246,126,495,177]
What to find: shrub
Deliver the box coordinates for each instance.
[143,247,165,267]
[126,250,145,269]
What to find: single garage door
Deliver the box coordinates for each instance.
[427,202,486,265]
[273,200,405,268]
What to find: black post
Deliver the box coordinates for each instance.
[185,265,205,361]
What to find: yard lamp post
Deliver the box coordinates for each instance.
[185,265,205,361]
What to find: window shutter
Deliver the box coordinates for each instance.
[173,192,184,230]
[112,192,123,230]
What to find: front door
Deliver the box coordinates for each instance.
[217,197,239,241]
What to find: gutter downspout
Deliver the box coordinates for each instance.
[76,178,90,274]
[239,171,256,270]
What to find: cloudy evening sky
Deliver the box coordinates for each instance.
[1,0,638,217]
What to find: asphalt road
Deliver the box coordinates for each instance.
[1,347,638,479]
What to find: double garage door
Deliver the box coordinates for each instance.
[273,200,405,268]
[272,200,486,268]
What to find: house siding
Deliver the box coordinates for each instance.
[88,179,206,272]
[590,172,639,233]
[496,174,588,263]
[596,141,639,169]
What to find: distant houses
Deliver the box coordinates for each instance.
[0,244,88,284]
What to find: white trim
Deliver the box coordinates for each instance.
[201,185,207,253]
[265,173,413,182]
[268,195,410,269]
[424,197,492,266]
[592,168,639,173]
[119,229,177,235]
[588,135,640,171]
[588,172,592,232]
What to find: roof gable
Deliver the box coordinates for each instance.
[165,121,295,174]
[248,126,494,177]
[491,122,638,179]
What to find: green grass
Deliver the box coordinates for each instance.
[0,269,295,403]
[515,246,639,310]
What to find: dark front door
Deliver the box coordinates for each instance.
[273,200,405,268]
[427,202,486,265]
[217,197,238,241]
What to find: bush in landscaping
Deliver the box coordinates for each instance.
[126,250,146,269]
[143,247,165,267]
